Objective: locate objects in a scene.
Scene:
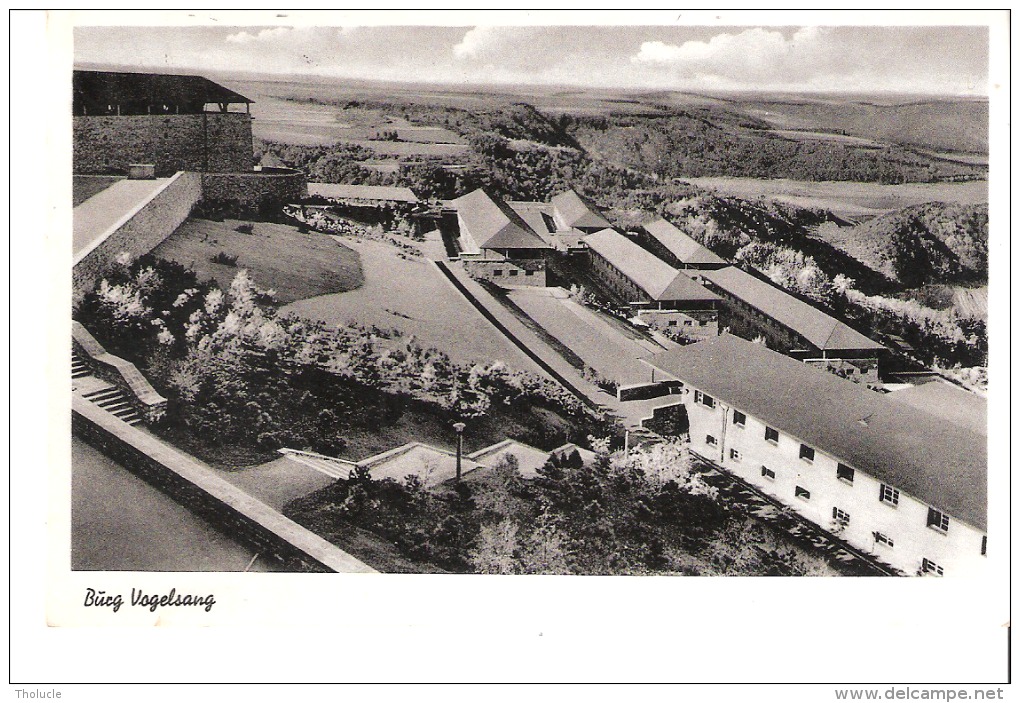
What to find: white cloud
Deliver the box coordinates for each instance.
[632,27,832,84]
[453,26,500,59]
[225,26,294,44]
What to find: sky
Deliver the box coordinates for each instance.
[73,20,990,95]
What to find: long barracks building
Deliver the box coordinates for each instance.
[648,334,987,577]
[697,265,886,381]
[585,228,721,337]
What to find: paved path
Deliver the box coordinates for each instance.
[73,178,169,257]
[72,436,283,572]
[438,262,616,410]
[73,396,377,573]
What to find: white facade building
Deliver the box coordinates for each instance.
[649,335,987,576]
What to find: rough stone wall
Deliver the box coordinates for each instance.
[74,113,252,175]
[200,170,307,213]
[72,172,202,303]
[641,401,689,438]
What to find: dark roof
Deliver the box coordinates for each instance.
[702,266,884,352]
[452,188,552,251]
[642,217,727,266]
[649,335,986,530]
[887,381,987,436]
[308,183,419,204]
[585,229,719,302]
[73,70,252,111]
[551,189,611,230]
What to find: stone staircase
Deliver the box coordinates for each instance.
[278,448,359,479]
[72,351,143,426]
[71,351,91,380]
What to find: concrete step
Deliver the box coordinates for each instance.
[81,388,122,401]
[99,400,134,412]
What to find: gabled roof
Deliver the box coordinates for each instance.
[551,189,612,230]
[585,229,720,303]
[888,381,987,436]
[701,266,884,352]
[642,217,727,266]
[649,335,986,531]
[452,188,552,251]
[73,70,251,111]
[467,439,557,479]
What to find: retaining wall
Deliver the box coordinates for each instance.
[72,396,376,574]
[73,113,253,176]
[72,172,202,303]
[201,168,307,215]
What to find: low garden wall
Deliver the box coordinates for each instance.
[72,396,377,574]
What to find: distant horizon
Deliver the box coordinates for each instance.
[73,61,991,102]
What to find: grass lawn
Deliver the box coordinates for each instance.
[151,218,364,304]
[72,175,123,206]
[283,237,546,374]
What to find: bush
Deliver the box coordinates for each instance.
[235,222,255,235]
[210,251,238,267]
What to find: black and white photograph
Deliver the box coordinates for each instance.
[11,8,1010,690]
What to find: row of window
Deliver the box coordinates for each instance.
[880,485,951,535]
[491,269,536,277]
[703,398,964,543]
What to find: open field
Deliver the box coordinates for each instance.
[686,177,988,220]
[282,237,546,374]
[151,218,364,304]
[250,94,467,149]
[770,130,884,148]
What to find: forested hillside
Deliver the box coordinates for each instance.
[564,111,986,183]
[815,203,988,287]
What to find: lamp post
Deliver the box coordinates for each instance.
[453,422,466,481]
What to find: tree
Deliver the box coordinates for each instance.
[469,519,519,574]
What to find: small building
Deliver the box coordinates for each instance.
[647,334,987,577]
[550,189,612,233]
[307,183,419,205]
[451,188,554,286]
[584,228,720,337]
[698,265,885,380]
[640,217,728,270]
[73,69,255,176]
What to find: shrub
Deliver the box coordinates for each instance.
[235,222,255,235]
[210,251,238,267]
